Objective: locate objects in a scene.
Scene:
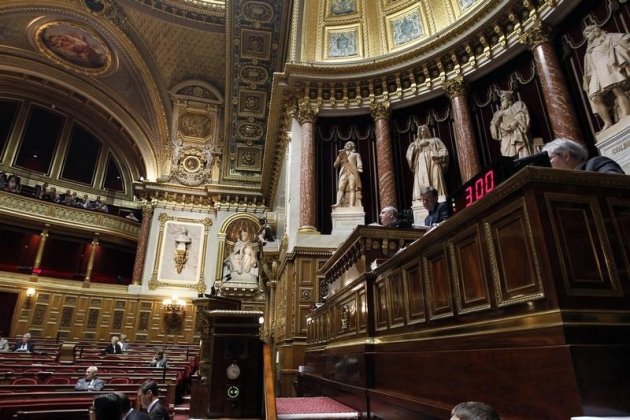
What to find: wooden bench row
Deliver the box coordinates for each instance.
[0,385,174,419]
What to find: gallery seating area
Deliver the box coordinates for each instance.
[0,338,199,419]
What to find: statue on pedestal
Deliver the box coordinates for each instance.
[405,124,449,201]
[332,141,363,208]
[582,25,630,131]
[490,90,532,158]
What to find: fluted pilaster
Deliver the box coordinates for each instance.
[444,76,481,182]
[370,102,398,209]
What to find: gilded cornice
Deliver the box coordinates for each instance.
[0,191,140,242]
[129,0,225,27]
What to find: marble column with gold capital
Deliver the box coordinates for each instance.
[444,76,481,182]
[297,101,319,232]
[521,24,584,144]
[83,234,99,287]
[132,203,154,285]
[370,102,398,209]
[30,225,49,282]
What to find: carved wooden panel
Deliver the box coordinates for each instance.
[358,288,367,331]
[112,310,124,329]
[60,306,74,328]
[485,198,544,306]
[423,245,453,320]
[32,303,47,326]
[87,308,100,328]
[546,193,622,297]
[449,226,491,315]
[386,270,405,328]
[299,304,311,335]
[403,259,425,325]
[374,277,388,330]
[300,259,315,285]
[607,198,630,284]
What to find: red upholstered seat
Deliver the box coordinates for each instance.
[109,377,129,384]
[43,377,70,384]
[11,377,38,385]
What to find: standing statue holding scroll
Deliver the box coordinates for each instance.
[490,90,532,158]
[332,141,363,208]
[582,25,630,131]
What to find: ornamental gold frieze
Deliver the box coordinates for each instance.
[0,192,140,240]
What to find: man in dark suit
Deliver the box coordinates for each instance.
[104,336,123,354]
[421,186,450,226]
[117,392,150,420]
[543,138,625,174]
[137,380,169,420]
[13,332,34,352]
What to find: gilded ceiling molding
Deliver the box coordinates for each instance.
[443,75,466,99]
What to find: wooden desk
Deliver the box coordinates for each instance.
[303,167,630,419]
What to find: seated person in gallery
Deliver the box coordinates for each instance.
[149,350,168,368]
[125,212,140,222]
[421,186,451,226]
[75,366,105,391]
[257,218,275,246]
[450,401,501,420]
[13,332,34,352]
[35,182,48,199]
[118,333,130,351]
[4,175,20,193]
[0,331,9,352]
[104,335,123,354]
[542,138,625,174]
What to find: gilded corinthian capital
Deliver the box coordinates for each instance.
[519,23,550,49]
[296,98,319,125]
[370,101,391,121]
[443,76,467,98]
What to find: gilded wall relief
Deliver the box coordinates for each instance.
[241,1,274,23]
[34,21,112,75]
[235,145,262,171]
[150,214,212,292]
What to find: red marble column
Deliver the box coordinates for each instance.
[523,26,584,144]
[370,102,398,209]
[132,203,154,285]
[444,76,481,183]
[297,104,318,232]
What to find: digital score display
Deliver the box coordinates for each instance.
[448,153,550,214]
[463,169,495,208]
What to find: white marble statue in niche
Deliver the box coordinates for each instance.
[582,25,630,133]
[332,140,363,208]
[406,124,449,201]
[223,230,259,283]
[490,90,532,158]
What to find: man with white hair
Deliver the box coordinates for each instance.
[542,138,625,174]
[75,366,105,391]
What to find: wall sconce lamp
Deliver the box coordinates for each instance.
[162,295,185,312]
[25,288,35,307]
